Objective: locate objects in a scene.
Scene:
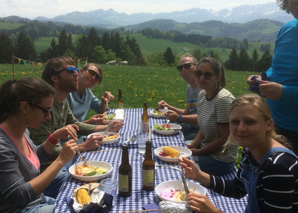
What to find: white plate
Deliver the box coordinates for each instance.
[156,180,206,203]
[150,109,168,118]
[69,161,113,182]
[153,123,182,135]
[87,131,119,144]
[154,146,192,162]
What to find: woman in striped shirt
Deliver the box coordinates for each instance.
[179,94,298,212]
[186,57,238,175]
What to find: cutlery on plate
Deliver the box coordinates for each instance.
[123,135,137,144]
[68,135,88,166]
[181,167,190,194]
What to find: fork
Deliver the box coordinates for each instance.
[181,167,190,194]
[103,123,117,137]
[68,135,88,166]
[155,163,181,171]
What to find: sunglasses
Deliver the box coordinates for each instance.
[87,69,101,81]
[55,67,78,75]
[177,63,195,71]
[194,70,215,80]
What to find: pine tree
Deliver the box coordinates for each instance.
[258,50,272,72]
[0,33,14,63]
[251,49,259,71]
[225,48,238,70]
[15,31,37,61]
[164,47,175,65]
[57,29,68,56]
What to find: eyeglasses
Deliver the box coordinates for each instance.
[55,67,78,75]
[87,69,101,81]
[194,70,215,80]
[177,63,195,71]
[29,102,53,118]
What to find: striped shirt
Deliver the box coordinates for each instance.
[197,88,238,162]
[209,149,298,212]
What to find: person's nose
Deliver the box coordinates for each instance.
[237,122,246,131]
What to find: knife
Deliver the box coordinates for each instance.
[181,167,190,195]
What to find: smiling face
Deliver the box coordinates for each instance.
[229,104,273,149]
[178,56,197,85]
[79,65,101,89]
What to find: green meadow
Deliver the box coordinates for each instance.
[0,64,258,113]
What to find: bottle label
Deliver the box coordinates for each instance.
[143,169,154,186]
[119,174,129,192]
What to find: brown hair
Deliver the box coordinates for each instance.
[0,78,55,122]
[42,56,74,85]
[277,0,290,13]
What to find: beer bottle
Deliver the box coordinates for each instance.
[117,89,124,109]
[142,141,155,191]
[141,102,149,132]
[118,144,132,197]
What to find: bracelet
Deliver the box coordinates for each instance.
[49,134,59,145]
[177,114,183,123]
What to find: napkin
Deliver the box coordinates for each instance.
[142,203,159,212]
[66,192,113,213]
[248,71,269,94]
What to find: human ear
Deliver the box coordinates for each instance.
[19,101,30,114]
[266,119,274,132]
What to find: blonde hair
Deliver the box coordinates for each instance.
[224,94,292,150]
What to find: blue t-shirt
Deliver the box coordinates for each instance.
[266,19,298,132]
[67,88,103,122]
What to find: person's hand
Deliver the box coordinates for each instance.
[86,114,104,125]
[259,80,283,100]
[178,157,200,181]
[82,134,103,151]
[246,75,261,86]
[186,193,221,213]
[109,121,124,133]
[187,143,195,149]
[58,139,78,165]
[52,124,79,141]
[158,100,169,109]
[164,110,179,122]
[100,91,114,112]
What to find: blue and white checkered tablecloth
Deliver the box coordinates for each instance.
[54,108,247,213]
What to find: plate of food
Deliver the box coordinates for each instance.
[87,132,119,144]
[69,161,113,182]
[154,146,192,162]
[102,113,116,124]
[153,123,182,135]
[156,180,206,203]
[150,108,168,118]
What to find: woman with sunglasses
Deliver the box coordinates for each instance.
[67,63,114,125]
[0,78,78,213]
[185,57,238,175]
[179,94,298,212]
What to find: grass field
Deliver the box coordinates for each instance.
[0,22,24,30]
[0,63,258,113]
[34,37,57,53]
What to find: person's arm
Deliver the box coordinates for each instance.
[179,114,198,124]
[29,140,77,196]
[262,163,297,212]
[187,129,203,149]
[191,124,229,155]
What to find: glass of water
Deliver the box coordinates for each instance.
[100,178,117,206]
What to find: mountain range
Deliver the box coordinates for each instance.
[35,2,293,28]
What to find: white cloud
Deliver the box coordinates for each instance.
[0,0,276,19]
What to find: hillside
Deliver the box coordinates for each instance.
[124,19,283,42]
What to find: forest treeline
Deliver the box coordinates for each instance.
[0,19,272,71]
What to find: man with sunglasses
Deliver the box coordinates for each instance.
[158,53,201,140]
[28,56,123,198]
[67,63,114,125]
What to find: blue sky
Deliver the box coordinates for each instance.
[0,0,277,19]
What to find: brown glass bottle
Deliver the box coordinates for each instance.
[142,141,155,191]
[118,144,132,197]
[141,102,149,132]
[117,89,124,109]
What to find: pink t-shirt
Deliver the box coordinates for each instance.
[0,125,40,170]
